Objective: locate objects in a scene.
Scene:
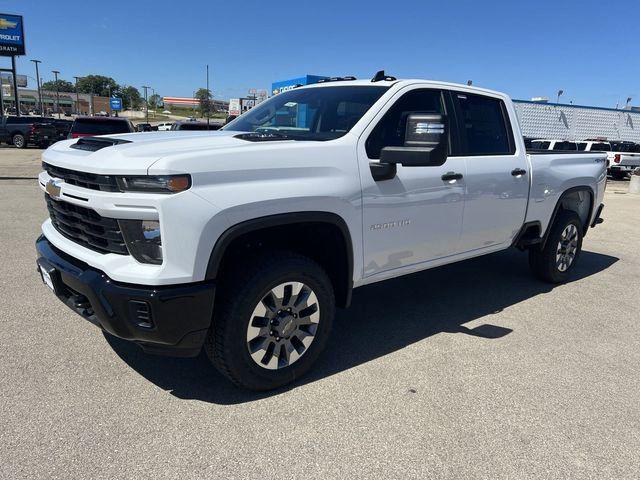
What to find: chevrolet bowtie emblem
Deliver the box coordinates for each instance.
[45,179,62,199]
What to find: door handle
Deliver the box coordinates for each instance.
[511,168,527,177]
[441,172,463,182]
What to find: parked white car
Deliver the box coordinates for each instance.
[36,74,607,390]
[156,122,173,131]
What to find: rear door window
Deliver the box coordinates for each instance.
[453,93,515,155]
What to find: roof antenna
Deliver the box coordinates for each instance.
[371,70,397,82]
[467,80,473,86]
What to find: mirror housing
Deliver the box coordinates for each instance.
[380,113,448,167]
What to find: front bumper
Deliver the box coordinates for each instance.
[36,235,216,357]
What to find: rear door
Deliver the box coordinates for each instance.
[451,91,529,252]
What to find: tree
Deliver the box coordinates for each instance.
[120,85,142,110]
[41,79,75,93]
[148,93,161,110]
[195,88,214,118]
[76,75,119,97]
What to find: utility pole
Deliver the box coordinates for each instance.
[31,60,43,115]
[206,64,210,128]
[73,76,82,115]
[11,56,21,116]
[142,85,150,123]
[52,70,61,118]
[556,89,564,104]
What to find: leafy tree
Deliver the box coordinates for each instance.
[195,88,214,117]
[148,93,161,109]
[76,75,119,97]
[120,85,142,110]
[41,79,75,93]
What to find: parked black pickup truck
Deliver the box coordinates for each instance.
[0,116,58,148]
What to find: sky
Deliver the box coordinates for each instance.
[2,0,639,107]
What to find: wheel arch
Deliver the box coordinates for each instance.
[541,186,594,248]
[205,211,354,308]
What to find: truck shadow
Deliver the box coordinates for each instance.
[104,248,618,405]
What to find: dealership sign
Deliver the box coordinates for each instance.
[0,14,25,56]
[110,97,123,111]
[228,98,241,116]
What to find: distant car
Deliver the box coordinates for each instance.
[157,122,173,131]
[0,116,57,148]
[162,110,172,114]
[188,117,197,121]
[136,123,152,132]
[68,116,135,139]
[169,121,221,131]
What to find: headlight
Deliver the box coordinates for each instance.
[119,219,162,264]
[116,175,191,193]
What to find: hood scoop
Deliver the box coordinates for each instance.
[70,137,132,152]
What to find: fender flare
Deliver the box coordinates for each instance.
[204,211,354,304]
[541,185,595,248]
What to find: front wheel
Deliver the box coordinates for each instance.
[12,133,27,149]
[529,211,583,283]
[205,251,335,391]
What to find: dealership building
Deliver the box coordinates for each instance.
[3,86,116,116]
[271,74,640,143]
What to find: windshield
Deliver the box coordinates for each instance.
[223,85,389,141]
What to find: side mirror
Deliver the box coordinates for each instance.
[380,113,448,167]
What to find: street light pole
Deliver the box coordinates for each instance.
[556,89,564,104]
[206,64,210,128]
[52,70,61,118]
[73,76,82,115]
[142,85,150,123]
[30,59,43,115]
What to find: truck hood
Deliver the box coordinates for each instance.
[41,130,273,175]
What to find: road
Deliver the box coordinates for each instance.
[0,148,639,479]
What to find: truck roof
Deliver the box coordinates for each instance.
[295,78,509,99]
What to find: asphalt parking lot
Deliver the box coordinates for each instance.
[1,147,639,479]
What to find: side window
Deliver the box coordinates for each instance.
[365,89,445,159]
[577,142,587,151]
[454,93,514,155]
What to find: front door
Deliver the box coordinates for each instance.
[358,87,466,279]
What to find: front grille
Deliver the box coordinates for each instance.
[45,195,129,255]
[43,162,120,192]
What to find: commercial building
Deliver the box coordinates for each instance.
[162,96,229,112]
[2,86,112,115]
[271,75,328,96]
[513,100,640,143]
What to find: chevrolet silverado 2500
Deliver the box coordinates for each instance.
[36,75,607,390]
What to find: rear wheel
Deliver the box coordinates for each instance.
[12,133,26,149]
[529,210,583,283]
[610,170,627,180]
[205,251,335,391]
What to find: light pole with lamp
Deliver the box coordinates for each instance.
[73,76,82,115]
[556,89,564,104]
[52,70,61,118]
[30,60,43,115]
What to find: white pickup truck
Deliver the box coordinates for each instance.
[36,74,607,390]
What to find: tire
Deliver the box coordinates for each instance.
[12,133,27,149]
[610,170,627,180]
[529,210,583,283]
[205,251,335,391]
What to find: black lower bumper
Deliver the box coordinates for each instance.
[35,235,216,357]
